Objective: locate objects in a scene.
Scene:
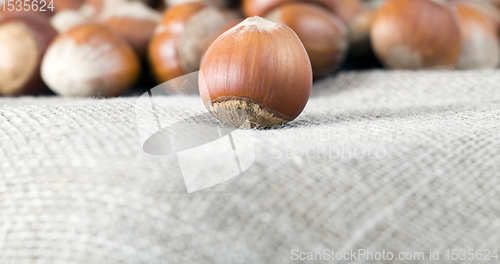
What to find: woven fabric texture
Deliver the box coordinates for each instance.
[0,70,499,263]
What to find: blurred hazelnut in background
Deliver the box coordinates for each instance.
[0,15,57,96]
[265,2,348,79]
[99,1,162,58]
[370,0,461,69]
[148,1,231,92]
[41,23,140,97]
[451,0,500,69]
[243,0,363,24]
[2,0,500,99]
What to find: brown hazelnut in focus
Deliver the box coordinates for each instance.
[266,3,348,79]
[243,0,363,24]
[100,1,161,57]
[370,0,461,69]
[148,2,230,87]
[41,23,140,97]
[452,1,500,69]
[199,16,312,128]
[0,15,57,96]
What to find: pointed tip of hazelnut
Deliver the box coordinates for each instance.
[225,16,281,35]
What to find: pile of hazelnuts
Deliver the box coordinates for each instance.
[0,0,499,127]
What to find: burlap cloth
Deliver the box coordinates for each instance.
[0,70,499,263]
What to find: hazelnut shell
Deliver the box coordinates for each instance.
[370,0,461,69]
[453,1,500,69]
[199,16,312,128]
[100,1,161,57]
[41,23,140,97]
[148,2,229,84]
[266,3,348,79]
[0,15,57,96]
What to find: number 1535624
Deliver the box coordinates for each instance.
[1,0,54,12]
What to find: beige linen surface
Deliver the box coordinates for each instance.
[0,70,499,263]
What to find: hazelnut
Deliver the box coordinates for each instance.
[370,0,461,69]
[41,23,140,97]
[452,1,500,69]
[148,2,230,86]
[199,16,312,128]
[266,3,348,79]
[243,0,363,24]
[100,1,161,57]
[0,15,57,96]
